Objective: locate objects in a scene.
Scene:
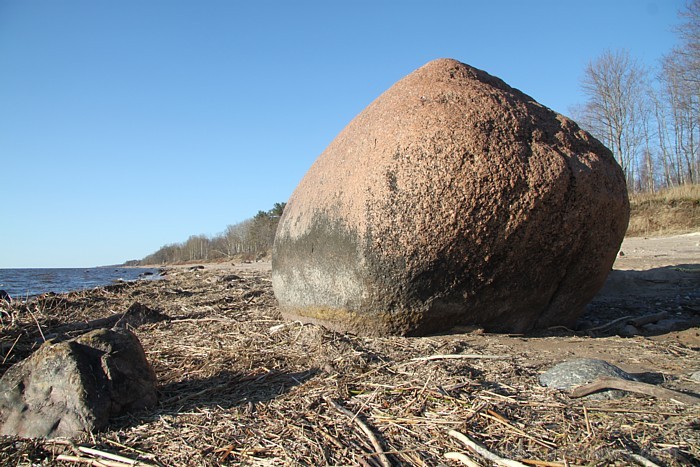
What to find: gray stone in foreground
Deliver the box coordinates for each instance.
[0,328,157,438]
[539,359,635,400]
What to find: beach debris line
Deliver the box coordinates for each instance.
[45,301,169,341]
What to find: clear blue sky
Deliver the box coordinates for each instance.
[0,0,685,268]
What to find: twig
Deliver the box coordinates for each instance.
[26,307,45,342]
[410,354,508,362]
[78,446,155,466]
[448,430,528,467]
[159,385,219,405]
[583,406,592,437]
[479,410,556,449]
[520,460,566,467]
[215,445,234,462]
[581,406,679,415]
[585,315,634,333]
[169,317,238,324]
[569,376,700,405]
[444,451,481,467]
[621,451,663,467]
[103,440,157,461]
[1,333,22,365]
[585,310,670,335]
[269,321,303,334]
[55,454,122,467]
[324,396,391,467]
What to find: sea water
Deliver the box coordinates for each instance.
[0,267,160,299]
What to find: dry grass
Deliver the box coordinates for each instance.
[1,267,699,466]
[628,184,700,237]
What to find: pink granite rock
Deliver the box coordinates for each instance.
[272,58,629,336]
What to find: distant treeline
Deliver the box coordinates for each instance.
[129,203,286,265]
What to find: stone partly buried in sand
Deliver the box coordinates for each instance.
[0,328,157,438]
[539,359,636,400]
[272,58,629,336]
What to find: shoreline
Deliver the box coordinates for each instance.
[0,266,162,301]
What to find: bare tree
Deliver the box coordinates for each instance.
[656,55,697,185]
[656,0,700,185]
[578,49,650,188]
[677,0,700,81]
[183,235,210,261]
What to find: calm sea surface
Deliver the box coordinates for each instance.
[0,267,160,299]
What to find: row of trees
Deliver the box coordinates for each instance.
[137,203,285,265]
[573,0,700,192]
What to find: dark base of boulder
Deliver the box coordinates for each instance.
[281,308,398,336]
[280,299,579,336]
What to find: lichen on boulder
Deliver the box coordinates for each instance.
[272,58,629,336]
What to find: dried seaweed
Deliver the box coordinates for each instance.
[1,265,698,466]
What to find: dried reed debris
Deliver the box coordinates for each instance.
[0,266,698,465]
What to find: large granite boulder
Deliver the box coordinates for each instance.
[0,328,157,438]
[272,58,629,336]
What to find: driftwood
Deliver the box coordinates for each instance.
[629,311,669,327]
[324,396,391,467]
[585,310,670,334]
[448,430,528,467]
[411,353,508,362]
[621,451,663,467]
[570,376,700,405]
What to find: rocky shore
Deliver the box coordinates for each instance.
[0,234,698,465]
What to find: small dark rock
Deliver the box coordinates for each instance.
[618,324,640,337]
[539,359,635,400]
[219,274,242,282]
[167,288,194,297]
[242,289,265,300]
[117,302,169,328]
